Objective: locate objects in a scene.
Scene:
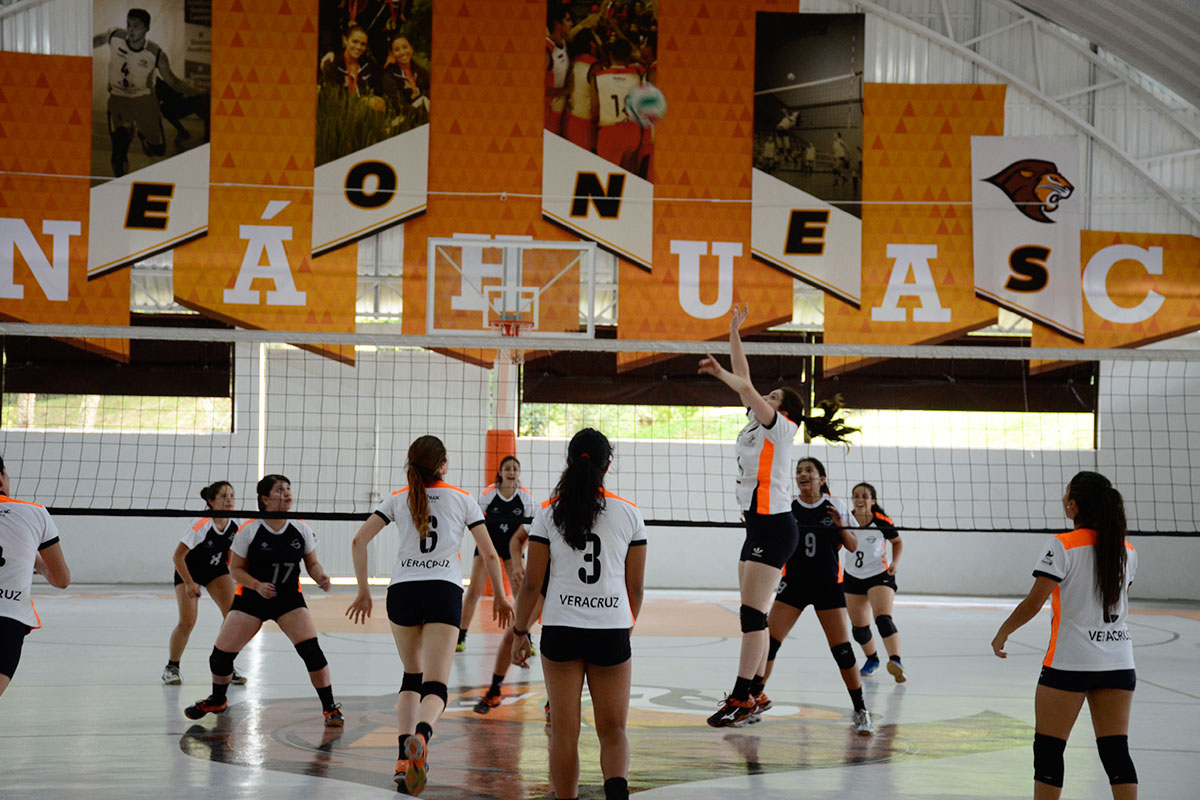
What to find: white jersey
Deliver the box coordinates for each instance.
[595,65,641,126]
[106,29,162,98]
[375,481,484,587]
[844,511,899,579]
[734,410,799,515]
[0,495,61,628]
[529,489,647,629]
[567,54,598,118]
[1034,528,1138,671]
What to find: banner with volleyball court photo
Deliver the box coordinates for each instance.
[88,0,212,278]
[971,135,1083,339]
[313,0,431,256]
[750,12,864,306]
[540,0,662,270]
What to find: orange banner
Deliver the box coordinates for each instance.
[823,84,1005,374]
[0,52,129,360]
[400,0,579,365]
[1031,230,1200,369]
[173,0,354,364]
[616,0,795,368]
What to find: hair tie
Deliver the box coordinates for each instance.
[580,452,590,460]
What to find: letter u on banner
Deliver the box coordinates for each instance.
[673,240,739,319]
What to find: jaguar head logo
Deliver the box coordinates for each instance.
[983,159,1074,223]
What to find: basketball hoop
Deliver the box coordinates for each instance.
[488,316,533,366]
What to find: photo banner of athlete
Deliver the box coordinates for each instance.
[0,52,131,360]
[312,0,431,256]
[88,0,211,279]
[172,0,356,364]
[540,0,656,270]
[971,135,1083,339]
[750,12,864,306]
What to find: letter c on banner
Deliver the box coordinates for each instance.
[1082,244,1164,324]
[672,239,739,320]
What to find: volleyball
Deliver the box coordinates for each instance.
[625,82,667,127]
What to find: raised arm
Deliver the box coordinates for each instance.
[93,28,117,50]
[728,302,750,380]
[346,513,387,623]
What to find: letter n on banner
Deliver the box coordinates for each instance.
[0,52,130,360]
[173,0,355,364]
[87,0,212,278]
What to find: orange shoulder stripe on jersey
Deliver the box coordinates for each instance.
[602,488,638,508]
[391,487,410,496]
[1124,541,1135,551]
[874,513,895,525]
[541,495,559,509]
[482,483,497,493]
[429,480,470,495]
[1056,528,1098,550]
[0,495,45,509]
[1043,584,1062,667]
[192,517,211,532]
[755,440,776,515]
[520,486,533,496]
[236,519,257,533]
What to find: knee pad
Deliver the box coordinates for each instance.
[1096,735,1137,785]
[830,642,855,670]
[420,681,448,708]
[739,605,768,633]
[767,637,783,662]
[294,638,328,673]
[209,647,236,677]
[400,671,423,694]
[852,625,873,645]
[875,615,898,638]
[1032,733,1066,788]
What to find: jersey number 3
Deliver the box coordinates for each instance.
[578,533,602,584]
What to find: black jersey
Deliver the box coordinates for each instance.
[785,495,851,586]
[180,517,240,581]
[477,484,533,554]
[230,519,317,596]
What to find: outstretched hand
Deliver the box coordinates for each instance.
[730,302,749,331]
[698,354,725,378]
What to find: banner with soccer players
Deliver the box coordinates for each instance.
[88,0,211,278]
[0,52,131,360]
[750,12,864,306]
[971,135,1083,339]
[540,0,657,270]
[171,0,356,364]
[312,0,431,256]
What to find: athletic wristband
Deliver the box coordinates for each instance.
[512,626,529,638]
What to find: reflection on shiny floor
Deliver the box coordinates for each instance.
[2,588,1197,799]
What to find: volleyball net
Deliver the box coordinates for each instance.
[0,323,1196,537]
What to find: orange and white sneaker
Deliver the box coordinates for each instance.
[392,759,410,787]
[706,695,755,728]
[184,696,228,720]
[322,703,344,727]
[403,733,429,795]
[473,693,501,714]
[753,691,773,713]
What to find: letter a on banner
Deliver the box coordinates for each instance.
[87,0,212,278]
[311,0,431,255]
[0,52,130,360]
[173,0,355,364]
[971,135,1083,339]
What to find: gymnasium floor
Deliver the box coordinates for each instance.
[2,587,1196,800]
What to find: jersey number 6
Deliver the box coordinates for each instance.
[419,515,439,554]
[578,533,602,584]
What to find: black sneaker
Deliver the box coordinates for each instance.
[184,697,228,720]
[706,695,755,728]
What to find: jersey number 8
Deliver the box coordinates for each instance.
[578,533,602,584]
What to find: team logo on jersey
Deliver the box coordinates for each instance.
[983,159,1074,223]
[1042,550,1054,563]
[290,539,302,549]
[751,546,764,557]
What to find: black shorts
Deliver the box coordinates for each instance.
[739,511,799,569]
[387,580,463,627]
[1038,667,1137,693]
[0,616,31,679]
[539,625,631,667]
[842,571,898,595]
[775,579,847,612]
[173,567,231,587]
[231,588,307,621]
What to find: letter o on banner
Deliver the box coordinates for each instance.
[344,161,398,209]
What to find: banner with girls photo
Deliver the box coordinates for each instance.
[540,0,660,270]
[314,0,432,255]
[88,0,212,278]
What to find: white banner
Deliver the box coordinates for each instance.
[971,136,1083,339]
[541,131,653,270]
[311,125,428,256]
[750,168,861,305]
[87,144,209,278]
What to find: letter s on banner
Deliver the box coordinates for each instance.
[1083,244,1164,324]
[673,239,739,320]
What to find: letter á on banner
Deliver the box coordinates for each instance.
[570,172,625,218]
[0,218,80,302]
[223,201,307,306]
[673,239,739,320]
[871,243,951,323]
